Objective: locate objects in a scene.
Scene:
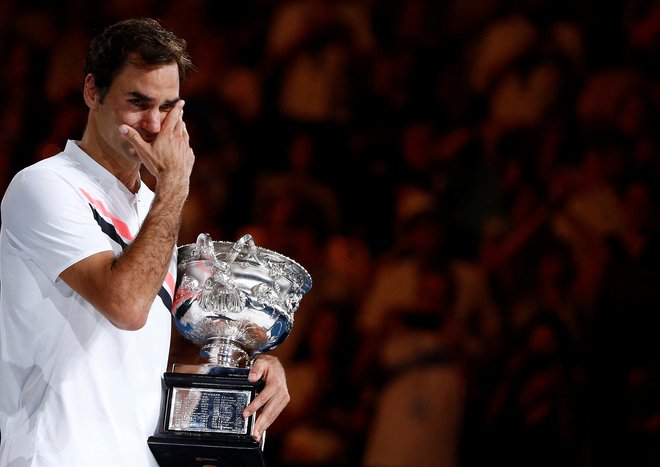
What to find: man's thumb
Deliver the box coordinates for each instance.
[119,124,146,150]
[119,124,130,135]
[119,124,140,141]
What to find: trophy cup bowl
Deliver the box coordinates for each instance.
[148,233,312,467]
[172,232,312,370]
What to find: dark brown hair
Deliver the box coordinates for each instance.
[83,18,194,101]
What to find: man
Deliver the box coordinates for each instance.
[0,18,289,466]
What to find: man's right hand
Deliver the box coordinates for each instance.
[119,99,194,196]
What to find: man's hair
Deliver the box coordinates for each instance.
[83,18,194,101]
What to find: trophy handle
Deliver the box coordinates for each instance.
[194,232,217,262]
[195,232,265,270]
[226,234,265,267]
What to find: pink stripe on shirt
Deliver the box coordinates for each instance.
[79,188,135,241]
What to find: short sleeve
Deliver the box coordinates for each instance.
[1,166,115,282]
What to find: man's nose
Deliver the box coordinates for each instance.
[140,108,162,134]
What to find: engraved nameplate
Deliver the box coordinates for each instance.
[168,387,252,434]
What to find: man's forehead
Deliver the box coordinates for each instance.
[116,60,179,80]
[112,62,180,100]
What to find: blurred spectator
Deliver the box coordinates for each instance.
[550,133,629,310]
[586,178,660,466]
[477,310,587,467]
[264,0,375,126]
[360,261,466,467]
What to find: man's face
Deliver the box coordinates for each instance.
[89,60,181,163]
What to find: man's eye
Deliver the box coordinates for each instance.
[129,99,147,108]
[160,104,174,111]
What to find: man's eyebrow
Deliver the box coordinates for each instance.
[163,97,181,106]
[128,92,180,106]
[128,91,154,102]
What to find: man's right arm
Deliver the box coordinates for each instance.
[60,101,194,330]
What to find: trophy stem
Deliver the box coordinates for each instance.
[202,337,249,368]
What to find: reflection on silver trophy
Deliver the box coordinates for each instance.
[172,232,313,371]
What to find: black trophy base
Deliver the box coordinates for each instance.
[148,369,266,467]
[148,433,265,467]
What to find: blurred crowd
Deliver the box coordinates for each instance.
[2,0,660,466]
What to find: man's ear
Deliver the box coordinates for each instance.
[83,74,99,109]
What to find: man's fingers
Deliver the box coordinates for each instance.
[182,121,189,145]
[250,390,290,441]
[161,99,185,133]
[241,355,290,441]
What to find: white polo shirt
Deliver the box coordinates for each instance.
[0,140,176,466]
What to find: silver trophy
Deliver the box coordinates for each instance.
[148,233,312,467]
